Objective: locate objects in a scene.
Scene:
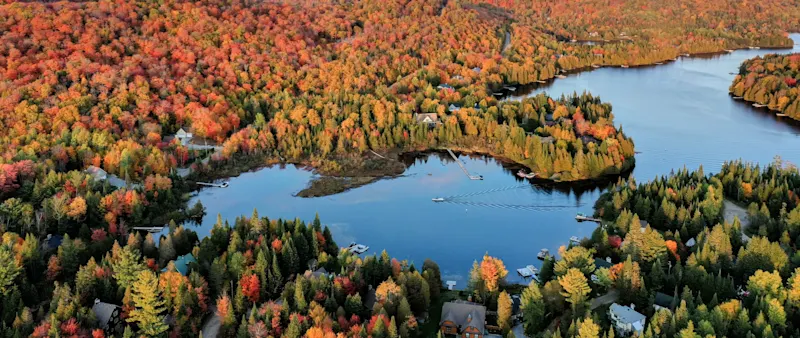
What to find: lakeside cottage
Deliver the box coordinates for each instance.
[162,253,197,276]
[609,303,646,336]
[92,299,121,335]
[440,300,487,338]
[85,166,108,181]
[175,127,194,146]
[654,292,676,312]
[414,113,440,125]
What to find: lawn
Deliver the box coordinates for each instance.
[419,289,461,337]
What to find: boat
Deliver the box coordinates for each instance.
[748,46,760,50]
[731,96,743,100]
[654,62,663,65]
[432,198,445,202]
[575,212,590,221]
[752,103,767,108]
[535,80,546,84]
[347,243,369,254]
[517,170,537,179]
[503,85,517,91]
[682,53,690,57]
[621,65,629,68]
[537,249,550,260]
[725,49,734,53]
[220,182,230,188]
[493,92,503,96]
[591,64,600,69]
[570,236,580,243]
[556,74,567,79]
[776,113,788,117]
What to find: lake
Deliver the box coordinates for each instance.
[182,36,800,286]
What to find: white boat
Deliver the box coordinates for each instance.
[493,92,503,96]
[725,49,734,53]
[621,65,629,68]
[556,74,567,79]
[517,170,537,179]
[347,243,369,254]
[537,249,550,260]
[570,236,580,243]
[432,198,445,202]
[503,86,517,91]
[748,46,760,50]
[654,62,663,65]
[591,64,600,69]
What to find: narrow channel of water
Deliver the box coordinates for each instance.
[180,35,800,285]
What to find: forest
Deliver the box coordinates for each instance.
[0,210,444,337]
[730,53,800,122]
[2,0,799,187]
[450,159,800,338]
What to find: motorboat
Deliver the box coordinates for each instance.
[432,198,445,202]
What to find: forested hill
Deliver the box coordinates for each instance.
[1,0,798,186]
[731,53,800,122]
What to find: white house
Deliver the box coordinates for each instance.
[175,128,193,146]
[608,303,646,335]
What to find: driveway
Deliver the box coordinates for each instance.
[590,289,619,310]
[200,305,220,338]
[723,199,752,242]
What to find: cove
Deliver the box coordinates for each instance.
[180,35,800,286]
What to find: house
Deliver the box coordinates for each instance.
[437,84,455,90]
[43,234,63,251]
[306,267,330,279]
[449,104,462,112]
[414,113,440,125]
[686,237,697,247]
[654,292,675,312]
[440,301,486,337]
[608,303,646,336]
[162,253,197,276]
[92,299,121,334]
[639,220,650,233]
[175,128,194,146]
[85,166,108,181]
[472,67,482,73]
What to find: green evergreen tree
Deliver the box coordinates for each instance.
[127,270,168,336]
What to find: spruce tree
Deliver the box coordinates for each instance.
[127,270,168,336]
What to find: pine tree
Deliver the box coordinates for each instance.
[577,317,601,338]
[158,234,177,267]
[294,277,307,312]
[0,247,20,295]
[112,245,145,291]
[522,280,545,336]
[388,316,399,338]
[127,270,168,336]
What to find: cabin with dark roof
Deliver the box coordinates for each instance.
[440,300,486,337]
[92,299,121,334]
[654,292,676,311]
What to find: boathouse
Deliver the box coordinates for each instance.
[440,301,487,338]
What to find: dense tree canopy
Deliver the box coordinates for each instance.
[731,54,800,122]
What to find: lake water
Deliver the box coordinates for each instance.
[184,36,800,286]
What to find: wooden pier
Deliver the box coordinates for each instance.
[132,226,165,233]
[446,149,483,180]
[575,213,602,223]
[197,182,229,188]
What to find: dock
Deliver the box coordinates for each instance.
[446,149,483,180]
[345,242,369,254]
[517,265,539,280]
[132,226,165,233]
[575,213,602,223]
[197,182,229,188]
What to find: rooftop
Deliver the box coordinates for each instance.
[162,253,197,276]
[610,303,646,324]
[91,299,120,329]
[441,301,486,333]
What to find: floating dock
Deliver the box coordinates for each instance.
[517,265,539,280]
[345,242,369,254]
[537,249,550,260]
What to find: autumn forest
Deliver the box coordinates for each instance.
[2,0,800,337]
